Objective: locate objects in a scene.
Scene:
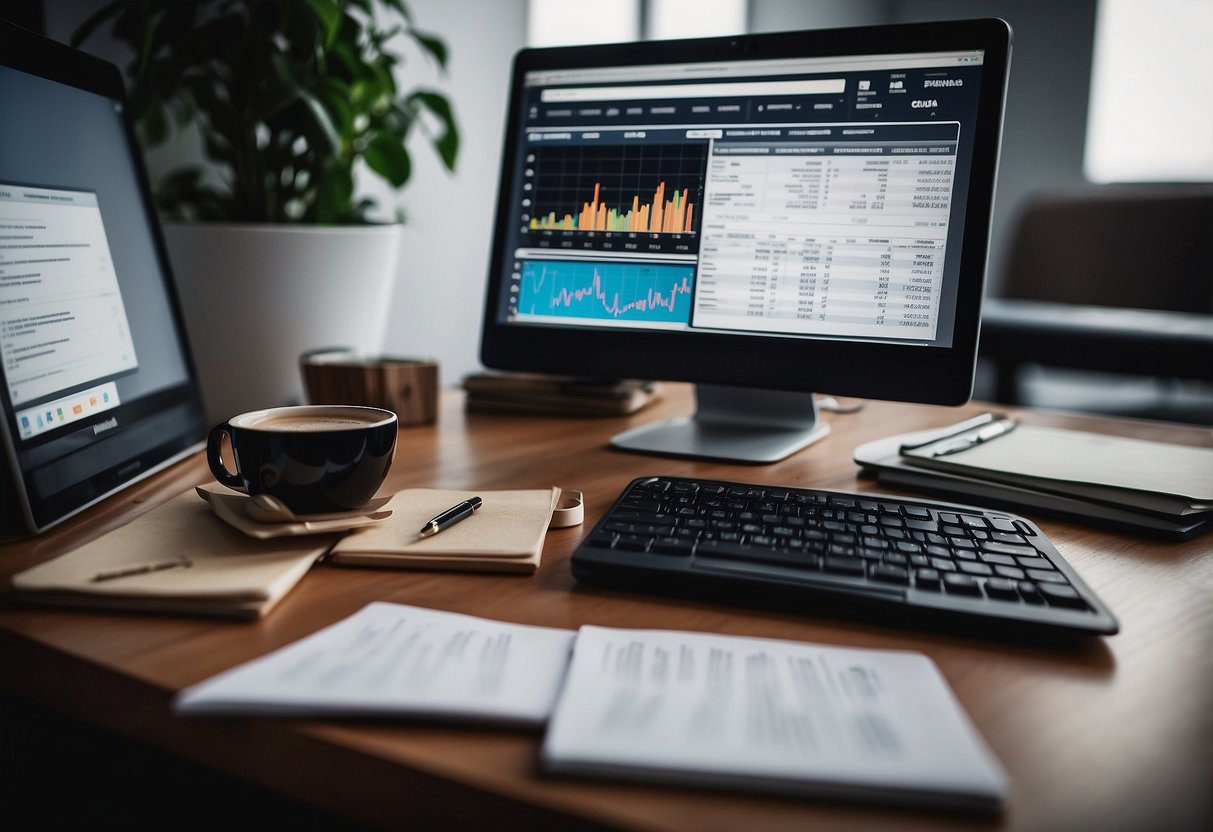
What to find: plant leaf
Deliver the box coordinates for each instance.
[408,90,459,171]
[408,29,448,70]
[363,132,412,188]
[302,0,342,47]
[314,162,355,224]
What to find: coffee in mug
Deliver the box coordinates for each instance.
[207,405,397,515]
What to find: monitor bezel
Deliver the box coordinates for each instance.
[0,20,208,533]
[480,18,1012,406]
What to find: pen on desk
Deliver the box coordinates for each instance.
[91,558,192,583]
[419,496,482,538]
[929,417,1018,457]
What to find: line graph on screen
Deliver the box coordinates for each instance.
[517,261,695,323]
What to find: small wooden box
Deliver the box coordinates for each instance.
[301,351,439,426]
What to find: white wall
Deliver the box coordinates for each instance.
[368,0,527,388]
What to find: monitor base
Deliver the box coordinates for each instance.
[610,385,830,464]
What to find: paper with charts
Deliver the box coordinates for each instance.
[174,602,575,726]
[542,626,1008,812]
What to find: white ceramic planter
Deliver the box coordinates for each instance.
[162,222,401,425]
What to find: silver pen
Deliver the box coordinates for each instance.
[928,417,1018,457]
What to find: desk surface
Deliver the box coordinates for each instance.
[2,386,1211,831]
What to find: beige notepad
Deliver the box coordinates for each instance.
[10,489,334,619]
[328,488,561,574]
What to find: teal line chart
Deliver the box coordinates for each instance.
[517,261,695,323]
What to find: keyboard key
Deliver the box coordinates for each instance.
[959,562,993,577]
[980,552,1017,567]
[1016,556,1054,570]
[994,565,1026,580]
[823,556,865,576]
[914,568,942,590]
[1027,568,1067,584]
[652,537,695,556]
[615,534,650,552]
[1017,581,1045,604]
[984,578,1020,600]
[990,531,1030,546]
[871,564,910,584]
[1039,584,1086,609]
[943,573,982,596]
[981,541,1038,558]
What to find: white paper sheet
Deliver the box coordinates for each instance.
[175,602,576,726]
[542,626,1008,812]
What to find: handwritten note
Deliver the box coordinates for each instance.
[175,602,575,726]
[541,626,1008,812]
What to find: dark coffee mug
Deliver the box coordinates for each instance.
[207,405,397,515]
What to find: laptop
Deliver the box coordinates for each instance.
[0,20,208,533]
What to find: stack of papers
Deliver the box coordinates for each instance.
[174,603,1008,813]
[855,414,1213,540]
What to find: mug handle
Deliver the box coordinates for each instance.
[206,422,245,491]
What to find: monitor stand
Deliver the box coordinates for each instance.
[610,384,830,464]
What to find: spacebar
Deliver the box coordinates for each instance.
[693,557,905,600]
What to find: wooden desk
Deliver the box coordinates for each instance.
[2,386,1211,830]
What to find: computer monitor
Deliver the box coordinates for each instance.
[480,19,1011,462]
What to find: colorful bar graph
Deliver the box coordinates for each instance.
[530,181,696,235]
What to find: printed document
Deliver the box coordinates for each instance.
[175,602,575,726]
[542,626,1008,812]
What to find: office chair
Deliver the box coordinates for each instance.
[978,183,1213,424]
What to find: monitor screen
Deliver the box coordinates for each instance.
[0,22,207,531]
[481,19,1011,461]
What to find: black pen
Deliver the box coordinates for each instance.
[418,496,482,537]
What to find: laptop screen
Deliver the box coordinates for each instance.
[0,23,207,532]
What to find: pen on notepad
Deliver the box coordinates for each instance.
[929,417,1018,457]
[419,496,482,538]
[91,558,192,583]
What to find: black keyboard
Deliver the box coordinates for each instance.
[571,477,1118,635]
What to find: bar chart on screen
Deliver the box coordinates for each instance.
[522,143,706,239]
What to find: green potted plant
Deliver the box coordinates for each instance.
[73,0,459,422]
